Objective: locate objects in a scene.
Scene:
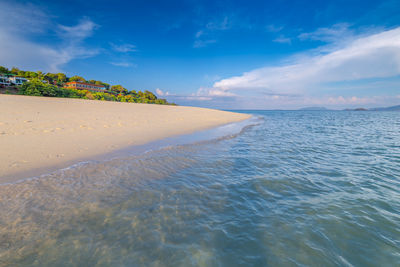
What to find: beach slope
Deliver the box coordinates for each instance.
[0,95,250,182]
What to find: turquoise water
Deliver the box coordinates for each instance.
[1,110,399,266]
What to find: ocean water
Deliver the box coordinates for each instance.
[0,110,399,266]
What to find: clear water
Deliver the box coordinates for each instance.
[1,111,399,266]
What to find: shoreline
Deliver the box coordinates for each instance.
[0,95,251,183]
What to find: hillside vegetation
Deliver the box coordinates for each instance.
[0,66,174,105]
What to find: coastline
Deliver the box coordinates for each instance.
[0,94,250,183]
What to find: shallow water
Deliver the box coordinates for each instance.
[1,110,399,266]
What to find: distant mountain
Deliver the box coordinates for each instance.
[370,105,400,111]
[299,107,329,111]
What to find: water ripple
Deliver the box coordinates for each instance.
[1,111,400,266]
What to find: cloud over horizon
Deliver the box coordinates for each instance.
[198,26,400,108]
[213,27,400,93]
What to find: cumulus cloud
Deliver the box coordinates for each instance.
[213,27,400,96]
[0,1,99,72]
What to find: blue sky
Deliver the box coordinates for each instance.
[1,0,400,109]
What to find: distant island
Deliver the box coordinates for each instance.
[369,105,400,111]
[299,105,400,111]
[344,108,368,111]
[0,65,174,105]
[344,105,400,111]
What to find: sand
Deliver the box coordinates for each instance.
[0,95,250,183]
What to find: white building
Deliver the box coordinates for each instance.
[9,76,28,85]
[0,75,11,86]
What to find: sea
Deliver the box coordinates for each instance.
[0,110,399,266]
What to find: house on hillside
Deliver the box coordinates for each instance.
[0,75,11,86]
[9,76,28,85]
[64,81,106,92]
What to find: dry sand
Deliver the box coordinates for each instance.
[0,95,250,183]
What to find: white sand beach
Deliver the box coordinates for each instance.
[0,95,250,183]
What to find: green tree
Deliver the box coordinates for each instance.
[19,79,60,97]
[10,67,20,75]
[24,71,38,78]
[69,75,86,82]
[57,73,67,83]
[44,73,57,83]
[17,70,26,77]
[36,71,44,79]
[144,90,157,100]
[0,66,9,74]
[111,85,128,95]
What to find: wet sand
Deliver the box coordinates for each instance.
[0,95,250,183]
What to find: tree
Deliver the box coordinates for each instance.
[111,85,128,95]
[10,67,20,75]
[44,73,57,83]
[144,90,157,100]
[0,66,9,74]
[36,71,44,79]
[17,70,26,77]
[69,75,86,82]
[128,89,137,97]
[19,79,60,97]
[24,71,38,78]
[57,73,67,83]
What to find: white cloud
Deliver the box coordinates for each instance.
[58,18,98,40]
[213,27,400,96]
[193,39,217,48]
[265,24,284,33]
[192,87,237,99]
[0,2,98,72]
[273,35,291,44]
[155,88,169,96]
[110,62,136,67]
[193,16,233,48]
[110,43,137,53]
[298,23,353,43]
[206,16,230,31]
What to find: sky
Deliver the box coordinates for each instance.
[1,0,400,109]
